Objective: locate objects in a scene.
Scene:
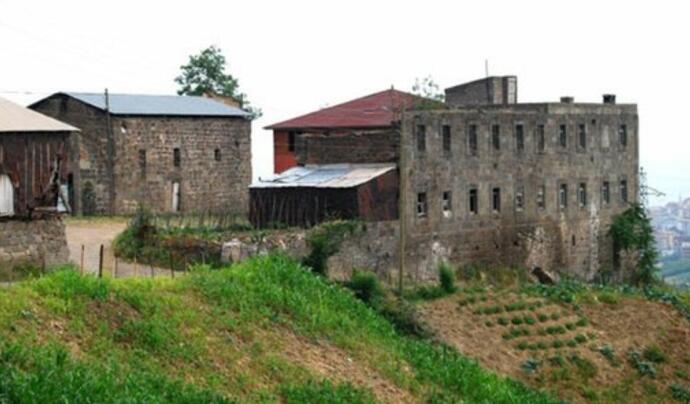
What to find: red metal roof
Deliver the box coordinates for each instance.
[266,89,422,131]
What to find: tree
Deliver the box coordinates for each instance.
[609,203,659,286]
[175,46,261,118]
[411,76,445,109]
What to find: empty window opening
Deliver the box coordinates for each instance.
[559,125,567,148]
[515,124,525,152]
[578,124,586,149]
[442,191,452,217]
[578,182,587,208]
[559,184,568,209]
[138,149,146,177]
[416,192,428,218]
[0,174,15,217]
[491,124,500,151]
[171,181,181,213]
[214,148,221,161]
[620,179,628,203]
[492,187,501,213]
[416,125,426,152]
[536,124,545,152]
[602,181,611,205]
[537,185,546,211]
[173,147,181,167]
[619,124,628,148]
[288,131,297,152]
[442,125,451,153]
[572,234,576,246]
[515,185,525,212]
[469,188,478,214]
[468,124,478,156]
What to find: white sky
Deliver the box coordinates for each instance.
[1,0,688,205]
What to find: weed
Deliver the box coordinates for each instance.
[281,380,375,403]
[574,334,587,344]
[671,383,690,402]
[511,317,524,325]
[536,341,548,350]
[628,349,657,378]
[565,322,576,331]
[642,345,667,364]
[497,317,509,326]
[438,263,456,294]
[598,345,618,366]
[517,341,529,350]
[550,312,560,321]
[303,221,362,275]
[552,340,564,349]
[346,271,383,306]
[566,340,577,348]
[575,317,589,327]
[569,354,597,380]
[538,313,549,322]
[521,358,541,374]
[484,320,494,327]
[524,315,536,325]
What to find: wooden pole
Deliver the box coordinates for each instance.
[113,256,118,278]
[398,107,407,296]
[134,256,139,277]
[80,245,85,275]
[98,244,104,278]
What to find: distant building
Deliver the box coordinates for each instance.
[31,93,252,215]
[260,76,640,282]
[0,97,77,217]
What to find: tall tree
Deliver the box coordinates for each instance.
[175,46,261,118]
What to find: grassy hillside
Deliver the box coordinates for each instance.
[0,255,555,403]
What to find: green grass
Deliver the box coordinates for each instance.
[0,255,557,403]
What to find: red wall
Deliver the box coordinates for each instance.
[273,131,297,173]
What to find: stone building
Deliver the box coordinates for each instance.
[31,92,251,215]
[261,76,639,282]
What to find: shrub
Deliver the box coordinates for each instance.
[516,341,529,350]
[569,354,597,379]
[524,316,536,325]
[484,320,494,327]
[346,271,383,306]
[550,312,560,321]
[598,345,618,366]
[575,317,588,327]
[303,221,361,275]
[671,384,690,402]
[642,345,667,364]
[538,313,549,322]
[566,340,577,348]
[521,358,540,373]
[565,322,576,331]
[536,341,547,350]
[552,340,564,349]
[548,354,566,367]
[628,349,657,378]
[609,203,659,286]
[574,334,587,344]
[511,317,524,325]
[497,317,509,326]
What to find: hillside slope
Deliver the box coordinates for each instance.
[0,255,555,403]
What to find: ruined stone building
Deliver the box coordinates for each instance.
[31,93,252,215]
[259,76,639,282]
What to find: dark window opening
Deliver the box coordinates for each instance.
[602,181,610,205]
[578,124,586,150]
[619,124,628,148]
[173,147,181,167]
[417,192,428,218]
[214,148,221,161]
[620,179,628,203]
[492,187,501,213]
[442,125,451,153]
[559,184,568,209]
[491,124,500,151]
[572,234,576,246]
[536,124,545,152]
[469,188,478,214]
[515,124,525,152]
[537,185,546,210]
[138,149,146,177]
[515,185,525,212]
[442,191,452,215]
[559,125,568,148]
[416,125,426,152]
[468,124,478,156]
[578,182,587,208]
[288,132,297,152]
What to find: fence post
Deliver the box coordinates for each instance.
[98,244,104,278]
[134,256,138,278]
[80,245,85,275]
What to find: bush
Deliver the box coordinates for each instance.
[642,345,667,364]
[439,263,456,294]
[609,203,659,286]
[302,221,361,275]
[346,271,383,306]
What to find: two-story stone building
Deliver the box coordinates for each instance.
[31,93,251,215]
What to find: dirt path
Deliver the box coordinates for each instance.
[64,218,172,278]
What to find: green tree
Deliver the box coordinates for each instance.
[175,45,261,118]
[609,203,659,286]
[411,76,445,109]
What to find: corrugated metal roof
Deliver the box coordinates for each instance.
[265,89,423,130]
[43,92,250,117]
[0,96,78,133]
[251,163,396,189]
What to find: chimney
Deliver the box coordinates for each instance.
[560,96,574,104]
[603,94,616,104]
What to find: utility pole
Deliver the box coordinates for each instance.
[104,88,116,215]
[397,108,407,295]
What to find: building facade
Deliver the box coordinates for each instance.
[31,93,251,215]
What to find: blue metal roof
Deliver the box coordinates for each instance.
[60,92,250,117]
[251,164,397,189]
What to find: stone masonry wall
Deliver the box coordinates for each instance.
[0,217,69,271]
[400,102,639,282]
[295,129,399,166]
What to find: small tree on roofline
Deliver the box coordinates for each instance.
[609,203,659,286]
[175,45,262,118]
[411,76,445,110]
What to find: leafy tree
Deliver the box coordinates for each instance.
[411,76,445,109]
[175,45,261,118]
[609,203,659,286]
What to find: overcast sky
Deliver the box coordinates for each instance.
[1,0,687,205]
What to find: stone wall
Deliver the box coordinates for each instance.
[295,129,399,166]
[400,102,639,282]
[0,217,69,271]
